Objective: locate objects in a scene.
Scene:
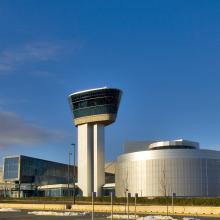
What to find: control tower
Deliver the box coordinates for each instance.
[68,87,122,196]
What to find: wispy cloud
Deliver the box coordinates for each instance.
[31,70,53,77]
[0,111,65,147]
[0,97,29,110]
[0,42,62,75]
[0,64,12,72]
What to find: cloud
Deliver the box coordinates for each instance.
[31,70,53,77]
[0,111,64,148]
[0,97,29,110]
[0,64,12,72]
[0,42,61,75]
[0,40,82,75]
[23,42,61,61]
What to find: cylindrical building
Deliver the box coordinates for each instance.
[69,87,122,196]
[116,139,220,197]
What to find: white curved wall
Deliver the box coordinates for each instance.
[115,149,220,197]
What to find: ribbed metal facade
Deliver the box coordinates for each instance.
[115,149,220,197]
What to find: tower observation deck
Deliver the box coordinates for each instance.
[68,87,122,196]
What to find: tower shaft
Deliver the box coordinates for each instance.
[77,123,105,196]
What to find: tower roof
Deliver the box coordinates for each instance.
[149,139,199,150]
[69,87,108,96]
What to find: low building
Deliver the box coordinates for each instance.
[103,162,116,196]
[3,155,76,198]
[105,162,115,183]
[0,167,3,184]
[0,167,4,197]
[116,139,220,197]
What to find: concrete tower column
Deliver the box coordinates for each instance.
[93,124,105,196]
[77,124,93,196]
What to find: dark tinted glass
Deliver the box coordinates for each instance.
[20,156,75,185]
[4,157,19,180]
[150,146,196,150]
[70,89,121,119]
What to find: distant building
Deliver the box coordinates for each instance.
[102,162,116,196]
[123,141,156,153]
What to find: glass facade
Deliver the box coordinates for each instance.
[69,88,122,119]
[3,157,19,180]
[43,187,80,197]
[105,172,115,184]
[3,155,76,186]
[150,146,197,150]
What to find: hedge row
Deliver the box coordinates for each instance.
[1,196,220,206]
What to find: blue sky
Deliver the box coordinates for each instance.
[1,0,220,165]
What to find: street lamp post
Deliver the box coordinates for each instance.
[172,192,176,215]
[135,193,138,219]
[71,143,76,204]
[68,150,72,197]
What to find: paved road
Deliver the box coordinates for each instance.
[0,211,105,220]
[0,211,219,220]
